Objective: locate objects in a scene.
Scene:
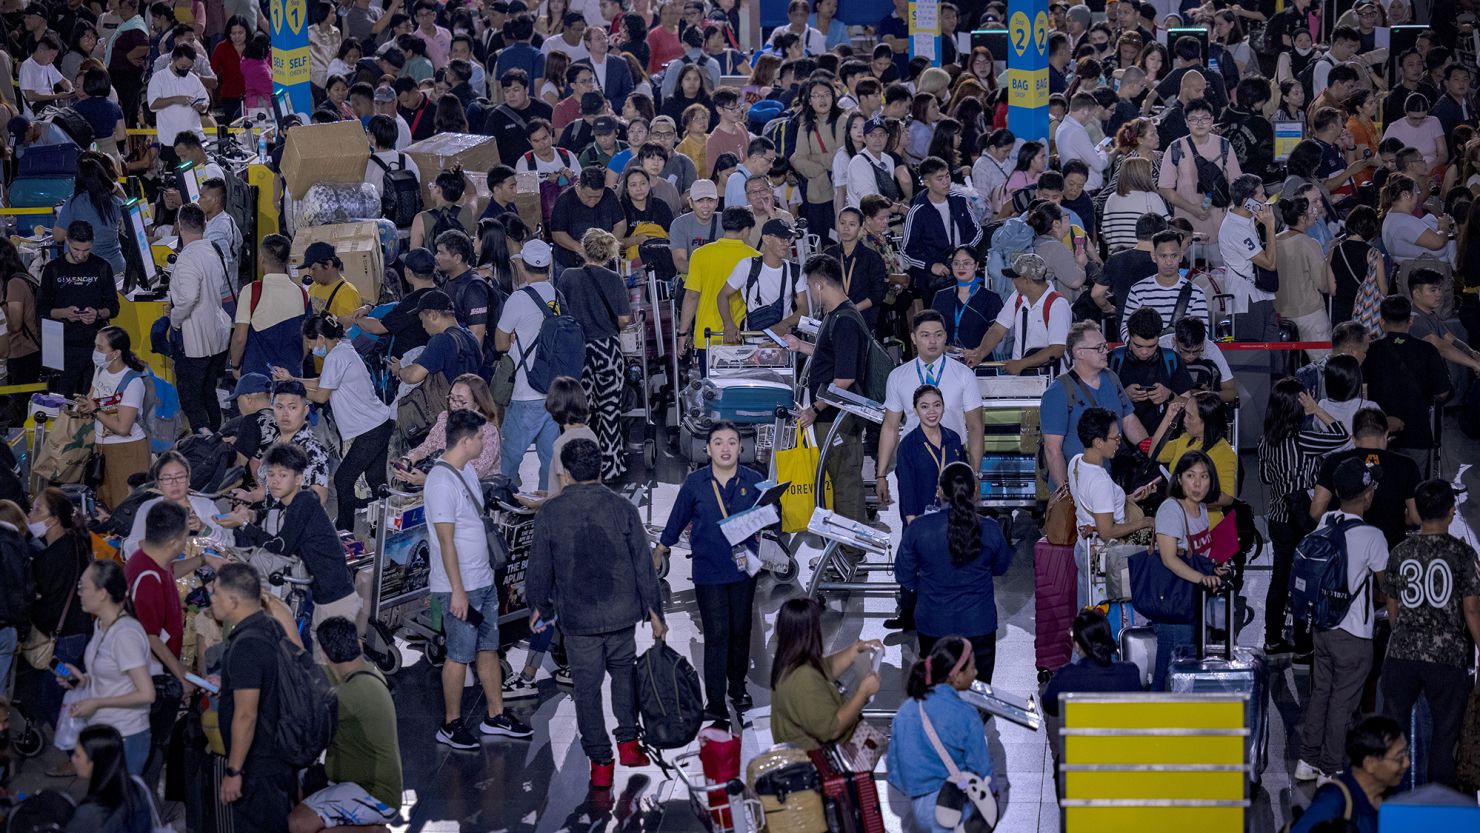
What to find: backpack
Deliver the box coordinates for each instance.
[514,286,585,395]
[522,149,578,227]
[1169,135,1233,209]
[985,218,1035,297]
[833,305,892,403]
[396,326,481,447]
[426,205,465,244]
[0,523,33,630]
[747,98,784,134]
[1279,776,1353,833]
[176,432,238,493]
[234,627,338,769]
[5,789,76,833]
[1288,515,1366,630]
[741,258,800,332]
[372,153,423,228]
[1297,53,1337,107]
[43,106,95,149]
[1109,345,1180,380]
[636,639,704,750]
[763,113,799,173]
[118,368,184,453]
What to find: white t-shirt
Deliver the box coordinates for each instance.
[145,68,208,146]
[122,495,228,565]
[320,341,392,441]
[364,150,422,199]
[724,257,798,319]
[1382,212,1452,263]
[1158,335,1233,382]
[515,147,577,178]
[90,365,147,444]
[993,289,1071,359]
[1217,211,1274,307]
[1067,453,1125,529]
[1320,510,1391,639]
[496,281,558,402]
[83,616,152,736]
[884,355,979,441]
[425,461,497,594]
[540,35,589,62]
[18,58,63,118]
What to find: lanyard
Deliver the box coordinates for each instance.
[916,357,941,386]
[921,433,945,477]
[709,479,730,519]
[952,284,977,340]
[842,252,856,294]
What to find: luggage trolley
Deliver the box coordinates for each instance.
[677,339,797,468]
[803,386,894,606]
[977,373,1049,514]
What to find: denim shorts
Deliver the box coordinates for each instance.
[434,583,501,664]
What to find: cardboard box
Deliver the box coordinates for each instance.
[280,121,371,200]
[405,133,502,205]
[289,221,383,304]
[514,171,542,232]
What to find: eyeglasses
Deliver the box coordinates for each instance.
[651,129,676,138]
[158,473,189,484]
[1104,433,1123,443]
[1075,343,1109,354]
[1187,115,1213,125]
[447,394,470,406]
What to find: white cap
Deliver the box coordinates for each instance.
[521,239,553,268]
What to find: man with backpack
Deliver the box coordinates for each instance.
[390,290,484,444]
[436,229,501,349]
[1378,479,1480,787]
[229,234,309,379]
[1157,97,1241,258]
[484,69,553,160]
[1109,307,1193,433]
[716,219,809,343]
[1294,457,1389,784]
[962,252,1069,374]
[1120,231,1210,342]
[365,114,423,226]
[495,240,564,491]
[526,438,665,788]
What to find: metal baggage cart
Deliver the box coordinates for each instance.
[977,373,1048,513]
[665,750,763,833]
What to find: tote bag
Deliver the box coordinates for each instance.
[33,408,96,486]
[776,422,832,533]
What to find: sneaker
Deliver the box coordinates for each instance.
[1263,639,1297,657]
[1294,760,1323,781]
[436,720,479,751]
[882,613,915,631]
[501,675,540,700]
[730,691,754,712]
[590,759,616,788]
[481,713,534,738]
[617,740,650,767]
[555,666,575,687]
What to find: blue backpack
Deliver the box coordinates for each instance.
[514,286,584,395]
[1288,515,1365,630]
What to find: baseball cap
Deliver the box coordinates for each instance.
[230,373,271,400]
[1332,458,1381,501]
[761,218,796,240]
[22,3,45,18]
[489,0,510,11]
[402,247,435,275]
[521,239,553,268]
[650,115,677,133]
[690,179,718,201]
[373,84,396,103]
[416,289,455,314]
[1003,253,1047,281]
[302,241,337,266]
[863,116,888,134]
[580,91,607,115]
[593,115,619,134]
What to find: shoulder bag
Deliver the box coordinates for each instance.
[1128,504,1216,624]
[20,541,81,669]
[917,700,999,832]
[433,461,508,569]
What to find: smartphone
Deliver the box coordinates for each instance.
[185,672,220,694]
[1243,197,1263,214]
[1074,235,1086,256]
[463,606,485,628]
[50,656,73,679]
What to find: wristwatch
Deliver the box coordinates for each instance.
[224,766,243,778]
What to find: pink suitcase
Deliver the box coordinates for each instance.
[1034,538,1078,678]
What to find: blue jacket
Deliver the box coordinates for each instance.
[896,426,965,524]
[895,506,1012,637]
[659,466,765,585]
[493,42,544,86]
[901,193,983,297]
[575,56,635,113]
[886,685,993,798]
[1290,771,1377,833]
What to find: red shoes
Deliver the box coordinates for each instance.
[618,740,650,767]
[590,742,650,788]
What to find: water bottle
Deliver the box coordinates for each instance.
[1201,192,1213,211]
[257,131,269,164]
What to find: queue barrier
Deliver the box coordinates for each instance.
[1059,692,1250,832]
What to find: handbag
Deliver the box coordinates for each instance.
[776,422,831,533]
[1128,504,1216,624]
[490,354,517,406]
[918,701,999,832]
[54,686,88,751]
[1100,542,1142,601]
[1340,242,1383,336]
[32,407,96,486]
[832,719,888,772]
[434,461,508,569]
[21,542,81,669]
[1044,484,1076,546]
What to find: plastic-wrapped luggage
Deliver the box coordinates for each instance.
[1166,585,1269,781]
[298,182,381,228]
[747,745,826,833]
[808,747,885,833]
[1034,537,1077,676]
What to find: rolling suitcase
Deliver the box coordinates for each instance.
[808,747,884,833]
[1118,625,1155,689]
[747,745,827,833]
[1034,537,1078,677]
[1166,585,1270,782]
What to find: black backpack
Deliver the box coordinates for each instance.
[234,627,338,769]
[636,639,703,750]
[176,432,239,493]
[1170,135,1232,209]
[1297,53,1337,106]
[44,106,95,148]
[0,523,33,630]
[373,153,423,228]
[427,205,465,244]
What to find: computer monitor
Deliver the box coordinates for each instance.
[273,86,297,124]
[1274,121,1305,162]
[123,199,158,290]
[176,162,201,203]
[969,29,1009,76]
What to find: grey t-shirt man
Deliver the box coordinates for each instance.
[669,211,721,258]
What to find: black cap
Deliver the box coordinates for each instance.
[580,91,606,115]
[402,247,435,275]
[1332,458,1381,502]
[761,218,796,240]
[416,289,455,314]
[593,115,619,134]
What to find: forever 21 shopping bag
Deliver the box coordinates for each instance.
[32,408,95,486]
[776,422,832,533]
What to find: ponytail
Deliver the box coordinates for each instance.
[905,636,971,699]
[99,326,145,373]
[942,462,981,567]
[1072,609,1119,667]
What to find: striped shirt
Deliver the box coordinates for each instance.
[1101,191,1170,253]
[1120,276,1209,341]
[1256,420,1351,524]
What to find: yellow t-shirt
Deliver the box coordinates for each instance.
[685,237,758,346]
[308,278,362,320]
[1158,435,1237,526]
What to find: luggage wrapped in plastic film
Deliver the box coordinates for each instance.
[297,182,382,228]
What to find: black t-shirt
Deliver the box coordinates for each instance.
[443,271,502,334]
[483,99,554,159]
[37,254,118,349]
[221,610,284,761]
[1384,82,1440,126]
[1316,447,1420,548]
[622,195,674,230]
[1110,347,1193,433]
[1362,333,1453,449]
[221,409,272,467]
[555,265,631,342]
[824,243,889,329]
[1099,249,1156,334]
[398,94,436,141]
[550,188,624,268]
[1106,99,1140,140]
[378,286,433,357]
[808,300,868,404]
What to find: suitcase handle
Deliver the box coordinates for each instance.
[1193,582,1237,661]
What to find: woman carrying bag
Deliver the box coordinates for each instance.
[555,230,633,482]
[75,327,151,511]
[24,488,93,748]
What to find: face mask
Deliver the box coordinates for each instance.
[92,349,109,368]
[312,344,329,358]
[1295,45,1313,56]
[173,65,190,77]
[28,520,49,538]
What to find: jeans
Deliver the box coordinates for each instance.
[500,398,559,491]
[0,627,14,695]
[816,415,865,525]
[918,632,997,683]
[333,419,392,532]
[122,729,150,775]
[1300,628,1374,774]
[175,350,228,433]
[1380,657,1470,787]
[1151,622,1193,691]
[565,627,639,762]
[433,583,501,664]
[34,633,88,730]
[908,789,970,833]
[693,577,758,718]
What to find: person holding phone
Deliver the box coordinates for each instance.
[1067,408,1158,610]
[1148,450,1231,690]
